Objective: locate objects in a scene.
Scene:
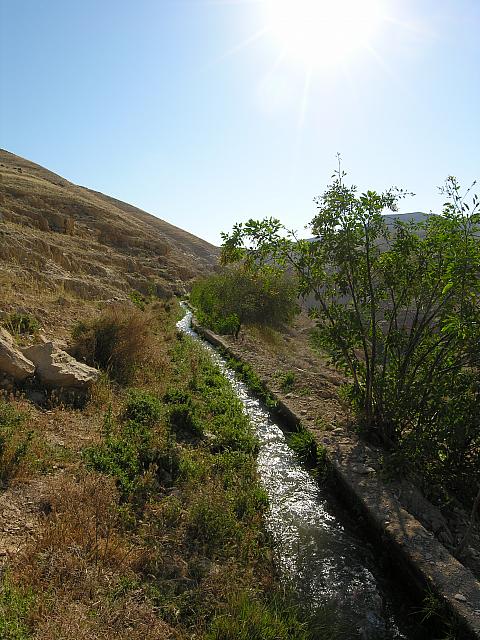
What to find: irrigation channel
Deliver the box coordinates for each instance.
[177,306,428,639]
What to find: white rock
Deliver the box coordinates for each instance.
[0,327,35,381]
[22,341,100,389]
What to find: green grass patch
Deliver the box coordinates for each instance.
[84,392,178,500]
[0,575,34,640]
[0,400,33,484]
[278,371,296,393]
[2,313,39,337]
[206,590,350,640]
[287,429,327,472]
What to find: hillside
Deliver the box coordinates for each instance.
[0,149,218,335]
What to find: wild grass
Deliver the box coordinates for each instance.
[287,428,328,474]
[8,473,173,640]
[71,305,157,383]
[1,313,40,337]
[0,399,33,484]
[278,370,296,392]
[0,575,34,640]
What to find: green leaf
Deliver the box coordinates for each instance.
[442,282,453,294]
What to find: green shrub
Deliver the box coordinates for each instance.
[191,265,298,337]
[287,429,320,467]
[210,412,257,454]
[122,390,162,426]
[169,404,203,437]
[221,169,480,508]
[163,389,191,405]
[84,397,177,500]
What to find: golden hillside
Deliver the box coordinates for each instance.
[0,149,218,335]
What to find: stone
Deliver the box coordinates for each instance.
[0,327,35,381]
[22,341,100,390]
[351,463,371,475]
[454,593,467,602]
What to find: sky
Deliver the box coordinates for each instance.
[1,0,479,245]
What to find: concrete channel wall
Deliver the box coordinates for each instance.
[192,321,480,640]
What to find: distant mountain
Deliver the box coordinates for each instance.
[383,211,430,226]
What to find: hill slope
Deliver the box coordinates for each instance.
[0,149,218,334]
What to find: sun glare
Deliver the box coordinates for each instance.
[264,0,386,68]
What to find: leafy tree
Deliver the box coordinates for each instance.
[221,162,480,503]
[190,265,298,337]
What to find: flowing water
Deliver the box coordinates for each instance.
[177,306,424,639]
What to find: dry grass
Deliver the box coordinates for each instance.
[247,324,286,354]
[9,472,177,639]
[71,305,168,384]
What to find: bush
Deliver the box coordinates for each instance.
[168,403,203,437]
[190,265,298,337]
[71,306,155,383]
[122,390,162,426]
[287,429,323,467]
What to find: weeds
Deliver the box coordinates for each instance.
[206,590,350,640]
[84,393,177,501]
[278,370,296,392]
[223,353,277,409]
[0,400,33,484]
[2,313,39,337]
[1,301,347,639]
[0,575,34,640]
[287,428,324,468]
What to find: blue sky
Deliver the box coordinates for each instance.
[1,0,479,244]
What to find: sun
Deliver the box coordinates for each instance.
[263,0,386,69]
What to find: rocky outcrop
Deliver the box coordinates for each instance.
[0,328,35,381]
[22,341,100,390]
